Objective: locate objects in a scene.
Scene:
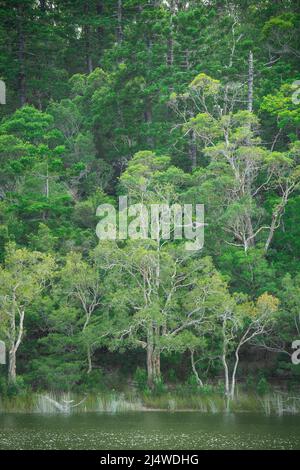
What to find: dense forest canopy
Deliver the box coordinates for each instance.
[0,0,299,399]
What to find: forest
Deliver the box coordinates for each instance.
[0,0,300,410]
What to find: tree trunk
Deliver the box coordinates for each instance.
[245,212,255,249]
[84,2,93,74]
[96,1,103,56]
[8,348,17,383]
[39,0,46,12]
[222,322,230,398]
[190,349,203,387]
[222,352,230,398]
[167,37,174,66]
[189,129,197,170]
[117,0,123,44]
[87,345,92,374]
[230,348,240,400]
[147,340,154,388]
[18,5,26,107]
[144,102,154,147]
[153,346,161,382]
[166,0,176,66]
[248,51,254,112]
[265,199,286,252]
[146,326,161,388]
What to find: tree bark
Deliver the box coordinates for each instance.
[248,51,254,112]
[146,326,161,388]
[84,2,93,74]
[190,349,203,387]
[8,348,17,383]
[147,336,154,388]
[189,128,197,170]
[117,0,123,44]
[230,347,240,399]
[17,5,26,107]
[87,345,92,374]
[39,0,46,12]
[153,345,161,381]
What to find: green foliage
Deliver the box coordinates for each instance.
[134,367,148,392]
[256,377,270,396]
[0,0,298,398]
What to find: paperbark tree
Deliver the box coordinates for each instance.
[0,244,55,383]
[60,252,102,374]
[219,292,279,401]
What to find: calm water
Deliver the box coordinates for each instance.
[0,412,300,450]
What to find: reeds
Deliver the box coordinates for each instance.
[0,390,299,415]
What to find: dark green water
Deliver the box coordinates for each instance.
[0,412,300,450]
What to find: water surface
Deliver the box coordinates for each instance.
[0,412,300,450]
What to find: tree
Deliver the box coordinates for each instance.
[60,251,102,374]
[219,292,279,400]
[178,74,300,253]
[97,240,223,388]
[0,243,55,382]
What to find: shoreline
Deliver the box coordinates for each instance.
[1,390,299,416]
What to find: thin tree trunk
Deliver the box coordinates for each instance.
[144,97,153,148]
[244,52,255,248]
[189,128,197,170]
[147,342,154,388]
[248,51,254,112]
[222,321,230,398]
[245,213,255,249]
[190,349,203,387]
[166,1,176,66]
[84,2,93,73]
[167,37,174,66]
[117,0,123,44]
[8,304,25,383]
[230,347,240,399]
[39,0,46,12]
[96,1,103,56]
[265,192,289,252]
[153,346,161,382]
[8,348,17,383]
[18,5,26,107]
[265,211,278,252]
[45,164,49,198]
[87,346,92,374]
[222,352,230,398]
[147,325,154,388]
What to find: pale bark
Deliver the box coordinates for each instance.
[8,349,17,383]
[189,128,197,170]
[8,300,25,384]
[190,349,203,387]
[248,51,254,112]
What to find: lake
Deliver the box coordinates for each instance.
[0,412,300,450]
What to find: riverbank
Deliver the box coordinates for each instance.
[1,390,300,416]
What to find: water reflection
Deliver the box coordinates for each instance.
[0,412,299,450]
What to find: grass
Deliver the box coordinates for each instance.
[1,387,300,415]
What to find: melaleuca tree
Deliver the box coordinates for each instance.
[0,243,55,383]
[175,73,300,254]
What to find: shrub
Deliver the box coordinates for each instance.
[133,367,148,391]
[256,377,270,396]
